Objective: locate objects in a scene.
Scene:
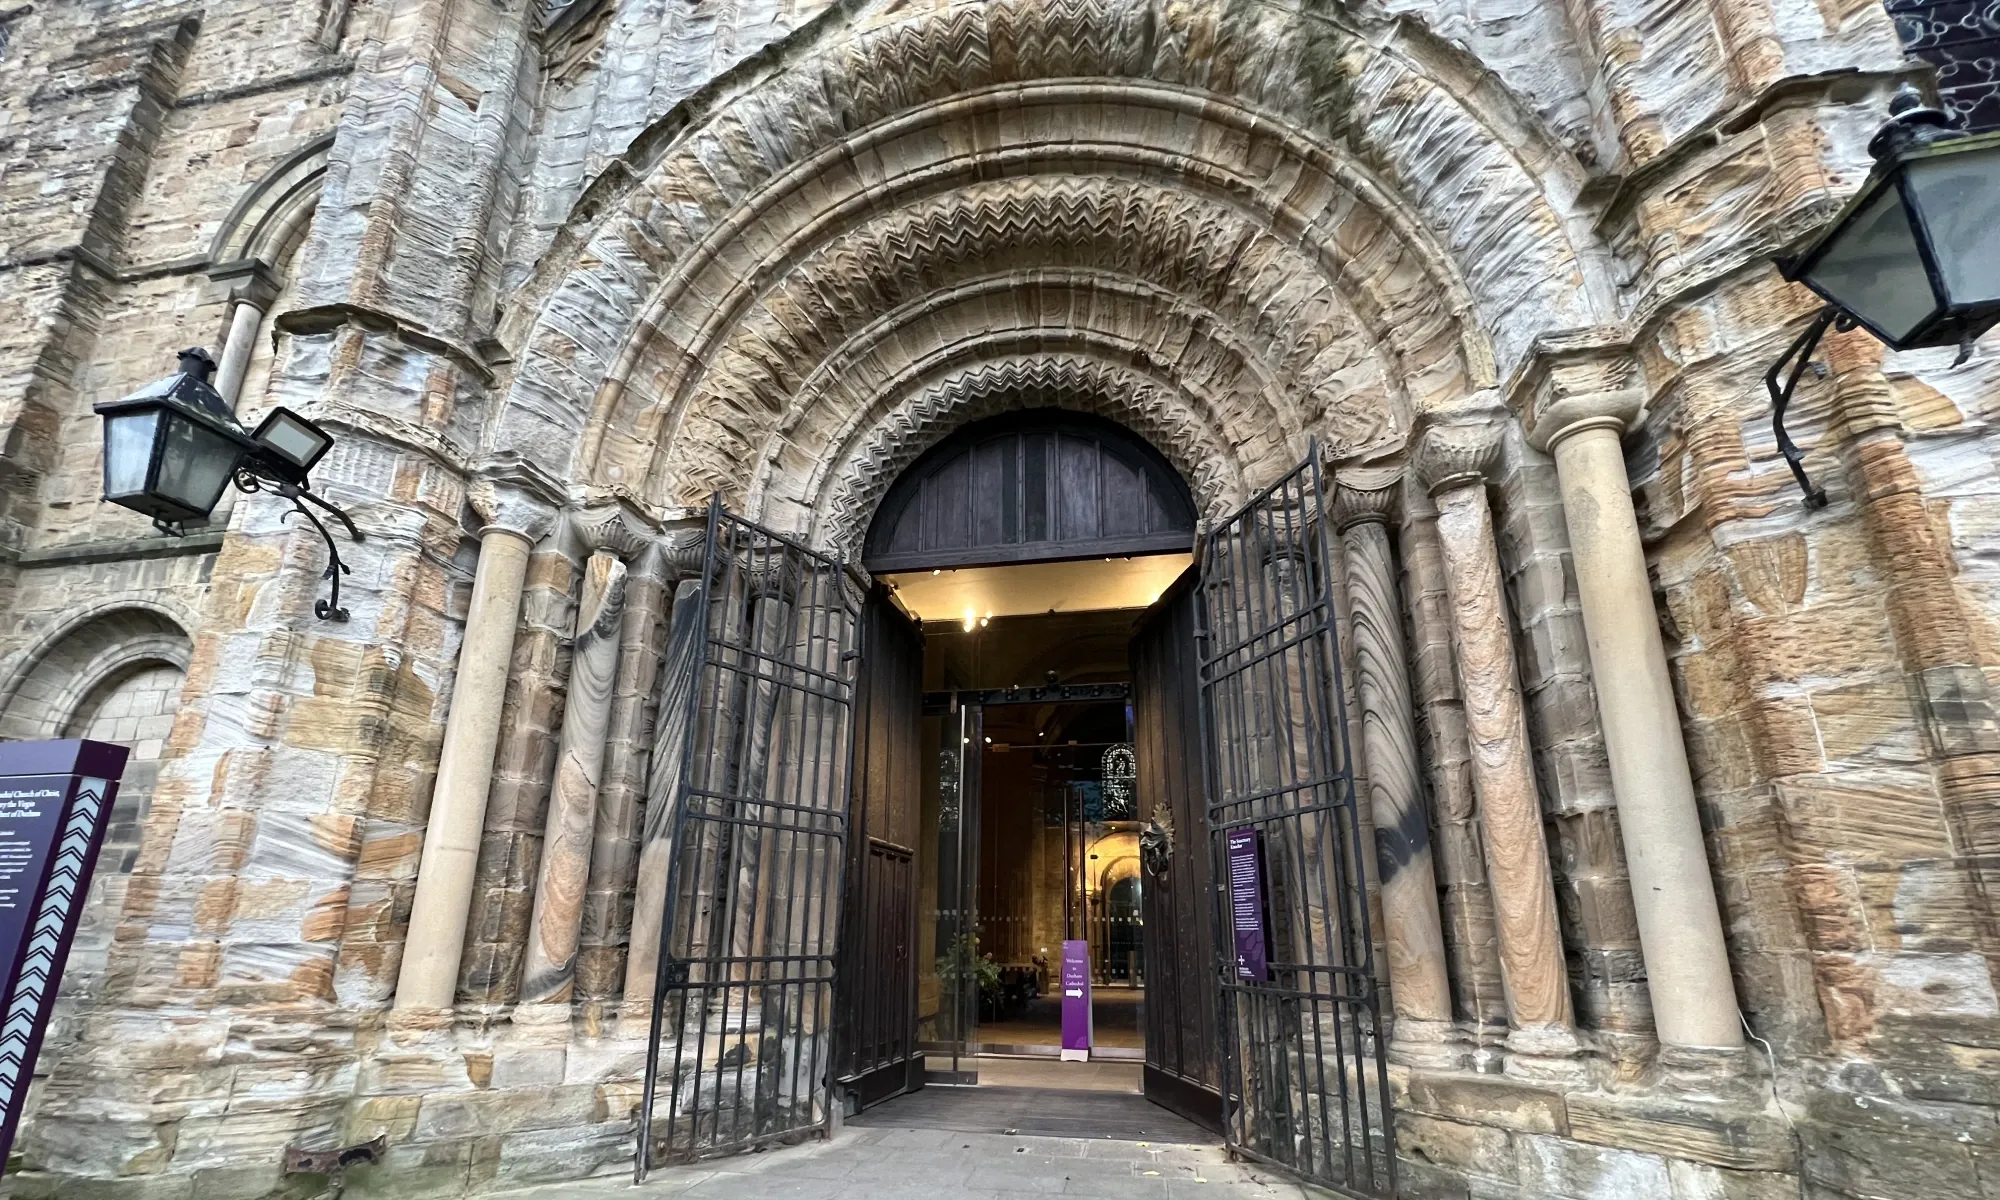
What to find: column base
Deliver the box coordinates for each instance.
[1388,1017,1466,1070]
[1501,1023,1588,1083]
[1658,1041,1755,1101]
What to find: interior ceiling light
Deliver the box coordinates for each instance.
[887,553,1192,622]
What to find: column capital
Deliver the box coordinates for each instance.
[660,523,708,581]
[207,257,283,310]
[1332,466,1405,531]
[1508,335,1648,453]
[468,453,565,545]
[1412,423,1503,497]
[566,503,655,560]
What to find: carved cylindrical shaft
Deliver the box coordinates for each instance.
[1548,419,1743,1052]
[213,300,265,408]
[577,562,668,998]
[396,525,536,1010]
[624,576,708,1004]
[519,550,630,1004]
[1338,496,1454,1034]
[1420,433,1575,1048]
[1402,498,1510,1035]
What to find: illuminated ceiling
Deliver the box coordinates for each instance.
[881,553,1193,626]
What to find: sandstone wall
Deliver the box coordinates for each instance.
[0,0,1997,1197]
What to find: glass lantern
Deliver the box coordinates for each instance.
[1780,92,2000,352]
[94,350,254,528]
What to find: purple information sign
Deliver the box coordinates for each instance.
[1227,828,1269,981]
[0,739,127,1180]
[1060,938,1092,1060]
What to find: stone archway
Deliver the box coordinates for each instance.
[486,0,1610,538]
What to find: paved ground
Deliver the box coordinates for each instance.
[495,1124,1327,1200]
[491,1071,1331,1200]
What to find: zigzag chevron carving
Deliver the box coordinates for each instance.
[0,779,106,1128]
[667,176,1412,513]
[815,355,1246,552]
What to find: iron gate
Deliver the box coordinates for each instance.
[1196,449,1395,1196]
[637,499,863,1176]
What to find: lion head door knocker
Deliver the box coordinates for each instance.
[1141,804,1174,879]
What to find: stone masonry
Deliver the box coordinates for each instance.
[1,0,1999,1198]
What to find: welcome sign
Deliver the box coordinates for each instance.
[0,740,127,1179]
[1059,938,1092,1061]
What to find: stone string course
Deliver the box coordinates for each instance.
[1,0,1998,1197]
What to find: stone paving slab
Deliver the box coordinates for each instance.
[487,1126,1325,1199]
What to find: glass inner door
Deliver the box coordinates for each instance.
[918,704,981,1071]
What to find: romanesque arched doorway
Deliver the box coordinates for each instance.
[636,406,1393,1196]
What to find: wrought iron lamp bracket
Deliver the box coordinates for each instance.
[158,460,363,622]
[1765,304,1855,511]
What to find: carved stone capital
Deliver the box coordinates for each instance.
[1412,423,1503,497]
[207,258,282,311]
[1332,466,1404,531]
[1508,334,1648,453]
[659,525,708,582]
[467,453,565,545]
[568,504,653,560]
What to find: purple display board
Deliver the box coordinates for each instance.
[0,740,127,1179]
[1227,828,1270,982]
[1060,938,1092,1060]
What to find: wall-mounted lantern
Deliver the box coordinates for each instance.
[95,349,361,621]
[1770,84,2000,507]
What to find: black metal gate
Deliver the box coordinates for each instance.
[1195,450,1394,1196]
[638,499,863,1176]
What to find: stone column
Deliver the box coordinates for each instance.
[1335,471,1457,1065]
[395,463,559,1011]
[518,548,630,1004]
[578,541,671,998]
[213,299,266,408]
[625,568,710,1004]
[1522,365,1746,1060]
[1415,423,1579,1073]
[205,263,280,527]
[208,261,279,410]
[1402,486,1511,1057]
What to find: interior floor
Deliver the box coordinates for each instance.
[978,985,1144,1050]
[922,1055,1143,1093]
[854,1083,1218,1144]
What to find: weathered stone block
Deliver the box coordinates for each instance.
[1515,1132,1671,1199]
[1398,1112,1516,1181]
[1404,1072,1568,1135]
[1565,1094,1796,1172]
[410,1083,598,1142]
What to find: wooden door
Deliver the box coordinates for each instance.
[1131,570,1223,1131]
[834,588,926,1110]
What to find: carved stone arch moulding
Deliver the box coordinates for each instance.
[0,606,194,742]
[485,0,1610,517]
[208,133,334,281]
[794,354,1250,558]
